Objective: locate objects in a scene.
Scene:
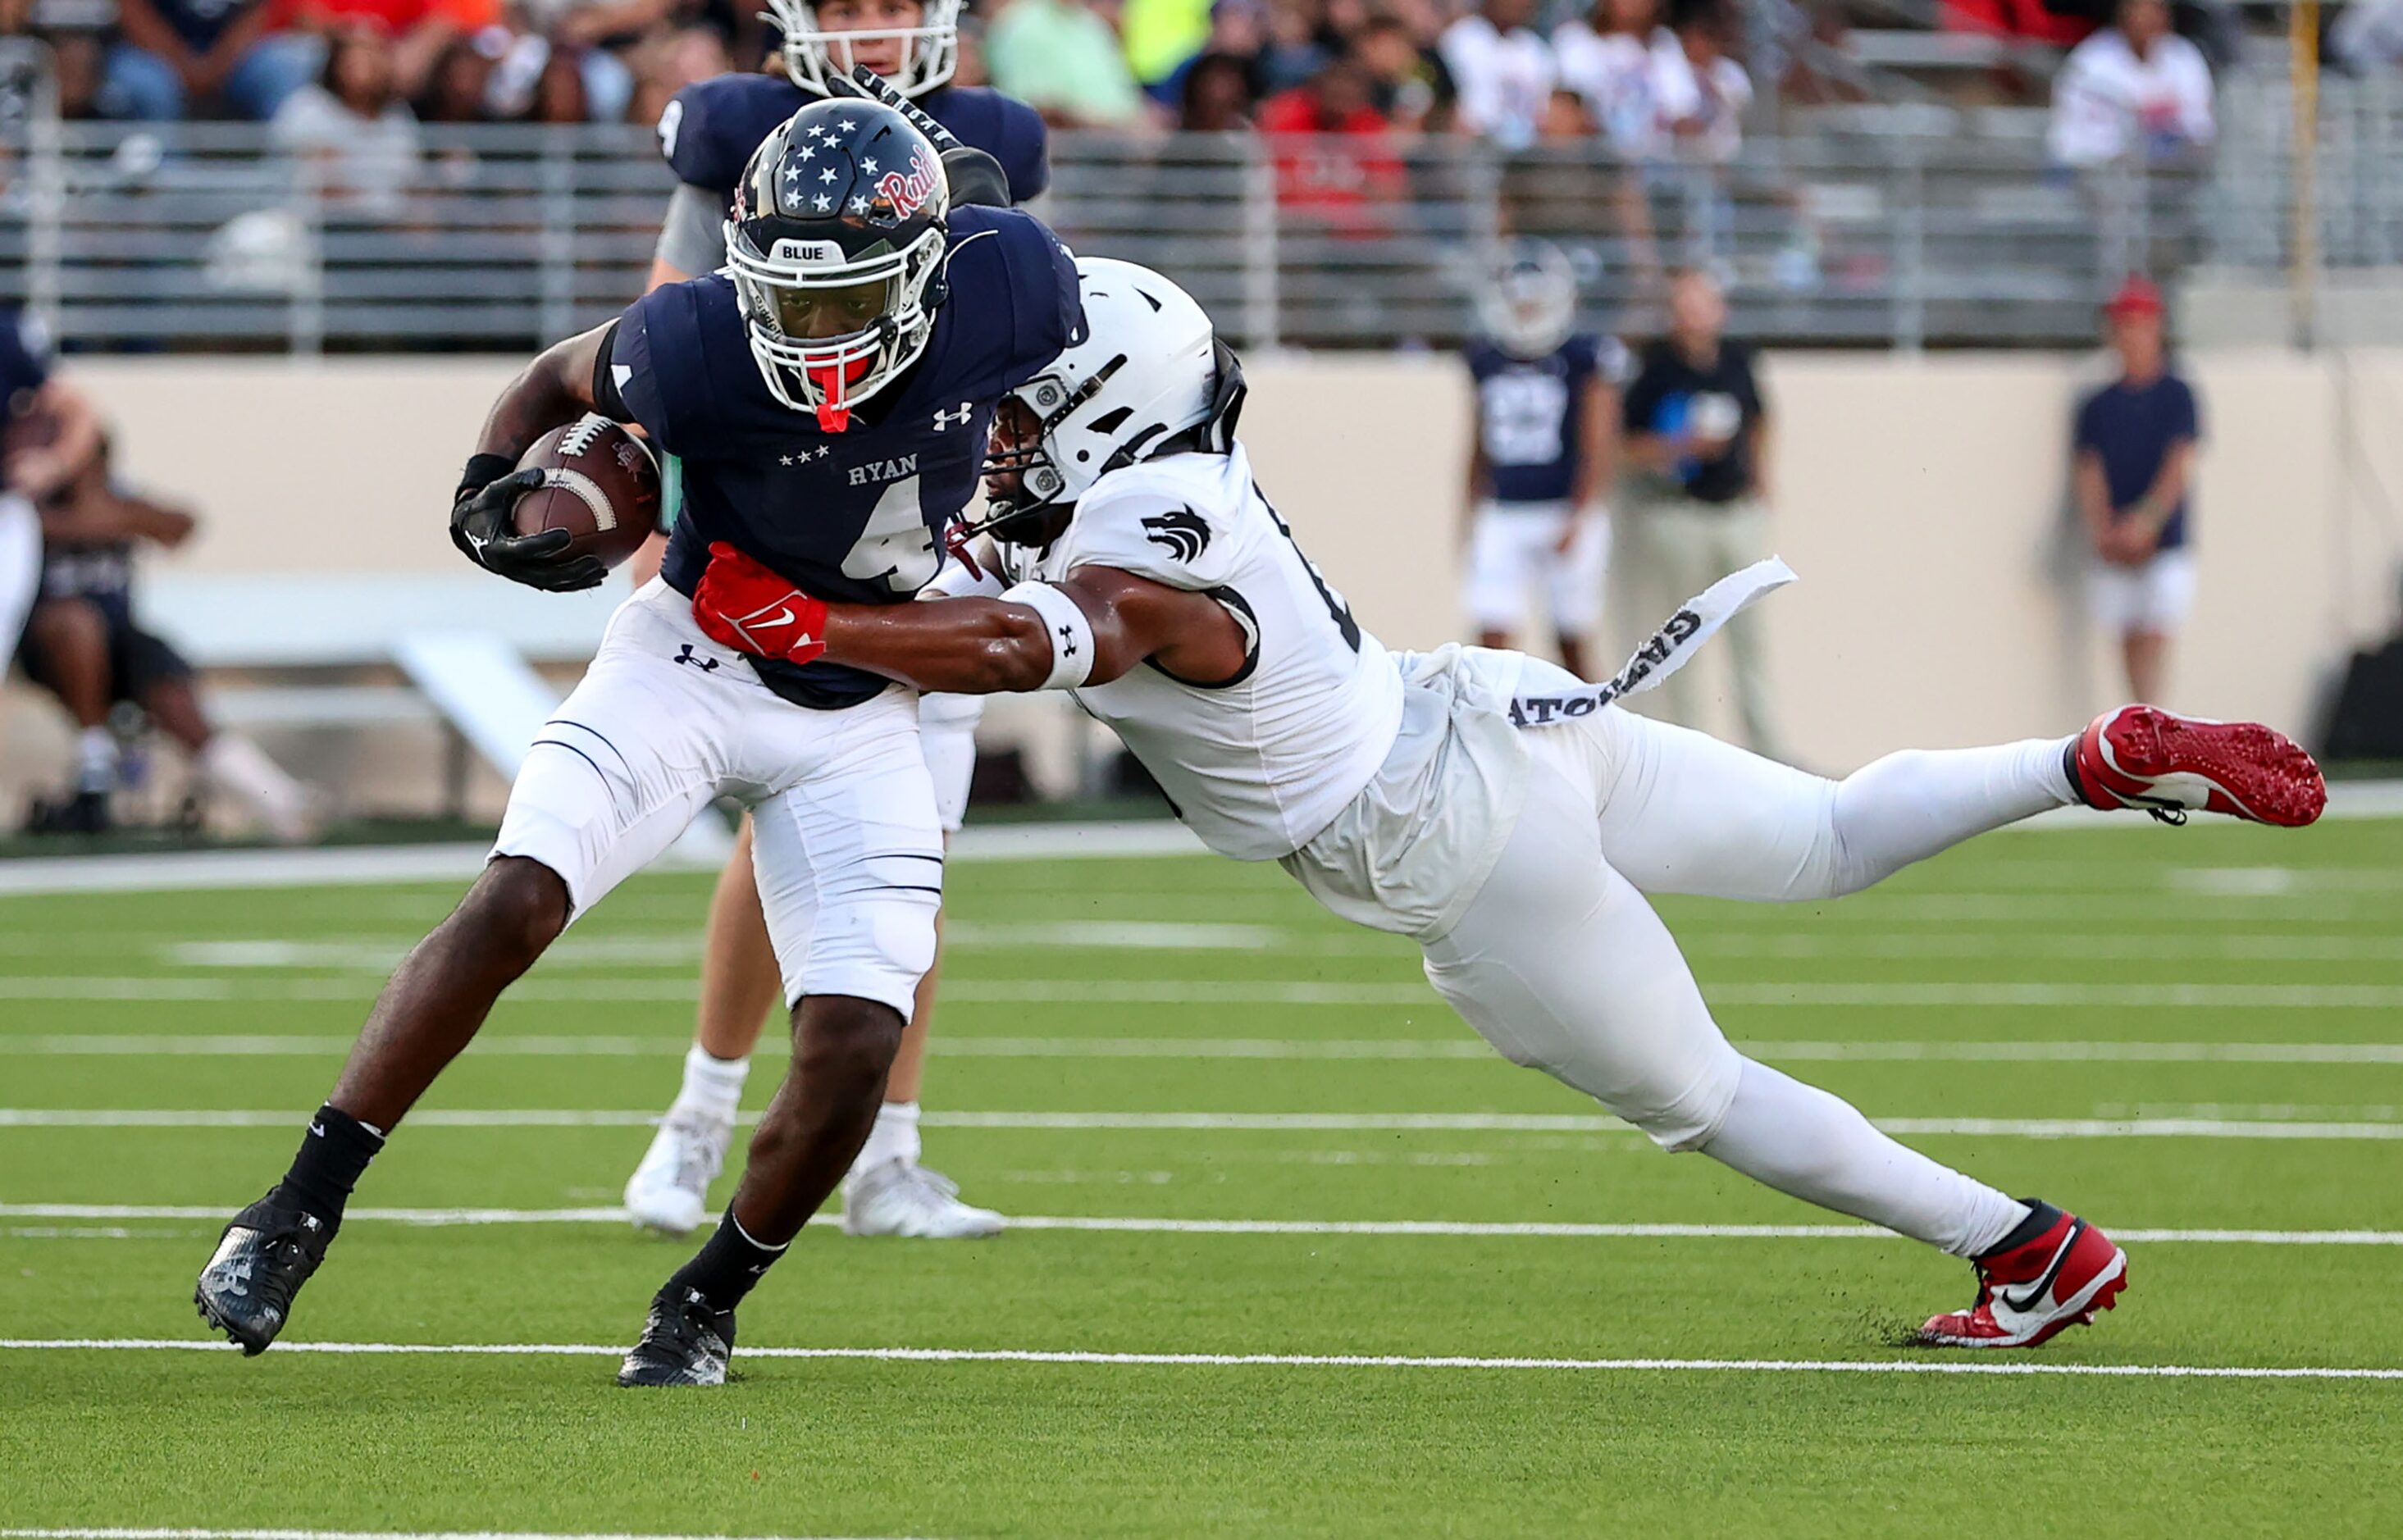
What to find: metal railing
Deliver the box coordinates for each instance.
[0,34,2252,358]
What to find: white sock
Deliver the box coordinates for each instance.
[856,1100,922,1171]
[1700,1059,2030,1257]
[202,733,312,840]
[673,1044,749,1125]
[1822,737,2077,891]
[75,727,119,795]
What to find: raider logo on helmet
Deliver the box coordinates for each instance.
[725,98,951,432]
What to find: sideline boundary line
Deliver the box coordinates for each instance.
[4,1337,2398,1381]
[3,784,2401,897]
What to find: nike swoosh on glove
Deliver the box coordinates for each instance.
[691,542,830,663]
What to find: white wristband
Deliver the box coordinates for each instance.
[1001,581,1095,691]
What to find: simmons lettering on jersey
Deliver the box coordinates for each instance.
[607,203,1079,708]
[1464,332,1628,506]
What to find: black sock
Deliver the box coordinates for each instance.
[276,1104,385,1230]
[664,1214,788,1314]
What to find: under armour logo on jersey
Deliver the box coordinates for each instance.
[932,402,974,431]
[1141,507,1211,563]
[673,644,721,672]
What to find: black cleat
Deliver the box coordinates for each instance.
[194,1190,333,1355]
[618,1286,736,1387]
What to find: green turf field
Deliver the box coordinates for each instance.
[5,815,2402,1536]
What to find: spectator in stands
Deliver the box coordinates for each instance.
[1177,47,1256,128]
[1258,49,1402,234]
[983,0,1150,127]
[1150,0,1268,112]
[1653,0,1749,164]
[1123,0,1214,101]
[1778,2,1868,107]
[257,0,499,107]
[2074,276,2200,704]
[2047,0,2213,167]
[1621,267,1784,759]
[269,21,422,211]
[50,25,111,118]
[1553,0,1664,163]
[622,21,727,126]
[11,426,319,840]
[1439,0,1552,148]
[414,29,497,120]
[104,0,317,120]
[1257,0,1328,93]
[1353,11,1451,132]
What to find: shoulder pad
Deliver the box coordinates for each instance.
[659,73,811,194]
[933,207,1080,398]
[1057,460,1247,590]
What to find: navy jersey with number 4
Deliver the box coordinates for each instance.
[607,204,1079,710]
[1464,333,1625,506]
[660,72,1048,209]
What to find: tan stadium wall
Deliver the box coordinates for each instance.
[57,348,2403,774]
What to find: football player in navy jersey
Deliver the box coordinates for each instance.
[647,0,1046,289]
[193,100,1083,1387]
[1460,240,1626,680]
[620,0,1050,1243]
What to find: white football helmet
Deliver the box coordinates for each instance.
[1477,238,1578,360]
[766,0,961,100]
[971,257,1242,543]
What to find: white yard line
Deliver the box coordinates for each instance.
[0,822,1205,899]
[8,977,2403,1008]
[2,1337,2397,1382]
[4,1108,2402,1137]
[4,1034,2401,1064]
[7,1204,2398,1245]
[0,1530,910,1540]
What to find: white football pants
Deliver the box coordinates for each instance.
[1420,692,2074,1255]
[494,581,942,1019]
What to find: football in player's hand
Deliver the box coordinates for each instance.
[511,416,661,571]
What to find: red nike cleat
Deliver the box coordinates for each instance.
[1918,1201,2128,1348]
[2070,705,2326,827]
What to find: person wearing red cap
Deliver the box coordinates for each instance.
[2073,274,2199,703]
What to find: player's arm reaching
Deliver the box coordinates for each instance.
[690,540,1249,695]
[449,324,624,592]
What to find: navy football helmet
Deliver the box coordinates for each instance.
[1477,239,1576,360]
[725,98,950,431]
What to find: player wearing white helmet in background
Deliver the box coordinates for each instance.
[683,257,2329,1350]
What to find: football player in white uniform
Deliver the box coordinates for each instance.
[685,259,2328,1355]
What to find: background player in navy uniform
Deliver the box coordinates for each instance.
[621,0,1051,1242]
[1,308,103,687]
[1460,241,1624,681]
[193,100,1082,1387]
[649,0,1046,289]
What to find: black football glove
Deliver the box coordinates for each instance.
[449,456,607,594]
[940,145,1011,209]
